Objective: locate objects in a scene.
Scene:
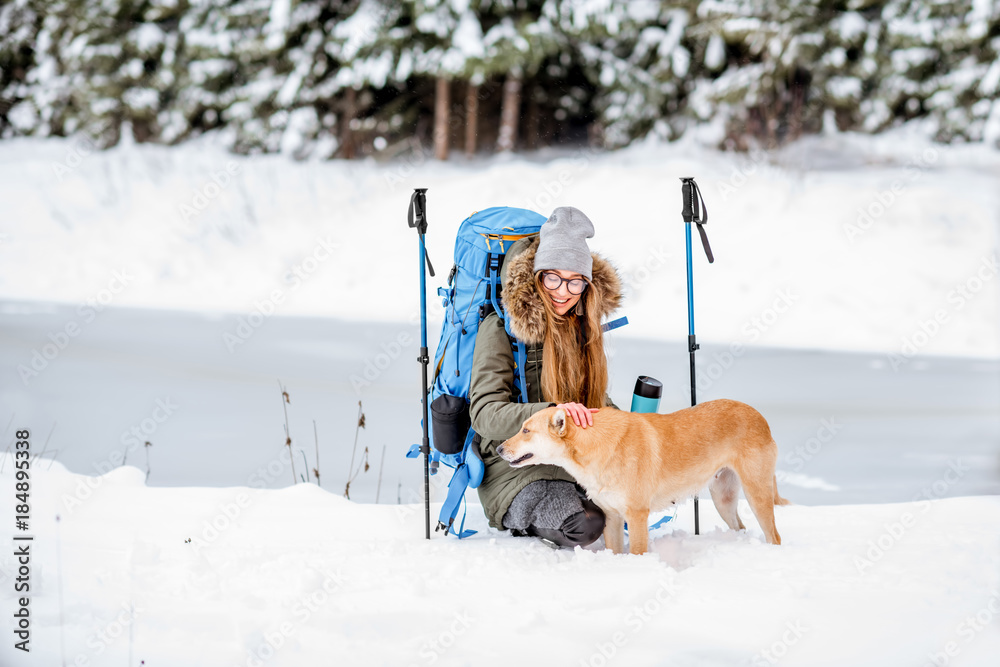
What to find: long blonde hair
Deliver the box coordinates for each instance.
[533,272,609,408]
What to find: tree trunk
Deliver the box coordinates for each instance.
[464,82,479,158]
[524,84,539,150]
[496,73,522,153]
[340,87,357,159]
[434,76,450,161]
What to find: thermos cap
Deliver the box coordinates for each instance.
[633,375,663,400]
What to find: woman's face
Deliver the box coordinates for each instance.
[540,269,586,316]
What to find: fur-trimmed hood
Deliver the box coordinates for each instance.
[501,236,622,344]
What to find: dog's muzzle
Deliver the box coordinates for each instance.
[497,443,533,466]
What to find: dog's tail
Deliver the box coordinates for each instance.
[773,475,792,506]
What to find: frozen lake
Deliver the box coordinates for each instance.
[2,300,998,513]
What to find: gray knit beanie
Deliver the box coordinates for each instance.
[533,206,595,280]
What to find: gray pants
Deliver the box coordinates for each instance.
[502,480,605,548]
[503,480,585,531]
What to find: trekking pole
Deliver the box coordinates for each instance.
[681,177,714,536]
[408,188,435,539]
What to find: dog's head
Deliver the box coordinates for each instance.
[496,407,573,468]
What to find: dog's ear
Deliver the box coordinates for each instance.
[549,408,567,437]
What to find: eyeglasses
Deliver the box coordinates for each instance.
[541,271,588,295]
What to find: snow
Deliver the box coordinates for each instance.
[705,33,726,70]
[827,76,862,100]
[121,87,159,111]
[980,60,1000,97]
[275,33,321,107]
[1,126,997,665]
[415,5,452,38]
[483,18,529,56]
[452,11,485,59]
[1,129,996,360]
[985,102,1000,146]
[833,11,868,41]
[333,0,384,62]
[1,455,998,666]
[265,0,291,50]
[132,23,165,52]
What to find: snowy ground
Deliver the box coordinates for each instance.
[1,455,999,667]
[0,128,997,358]
[1,132,998,665]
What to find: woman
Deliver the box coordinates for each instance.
[468,206,623,547]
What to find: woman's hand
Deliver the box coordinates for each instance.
[555,402,600,428]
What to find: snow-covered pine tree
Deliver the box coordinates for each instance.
[474,1,561,152]
[874,0,1000,143]
[321,0,412,158]
[250,0,361,159]
[21,0,188,145]
[685,0,834,149]
[11,0,102,140]
[0,0,42,137]
[174,0,288,154]
[550,0,700,148]
[384,0,488,160]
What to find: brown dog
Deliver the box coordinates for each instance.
[497,399,789,554]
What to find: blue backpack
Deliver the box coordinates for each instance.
[407,207,544,538]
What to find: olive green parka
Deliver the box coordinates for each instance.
[469,236,623,529]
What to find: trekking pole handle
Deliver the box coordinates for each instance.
[408,188,428,234]
[681,177,713,263]
[680,177,698,223]
[408,188,435,276]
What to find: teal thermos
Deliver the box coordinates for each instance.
[630,376,662,413]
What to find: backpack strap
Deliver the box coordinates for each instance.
[434,430,483,538]
[437,461,477,538]
[429,237,536,541]
[503,315,530,404]
[481,249,530,405]
[438,314,528,540]
[486,252,504,322]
